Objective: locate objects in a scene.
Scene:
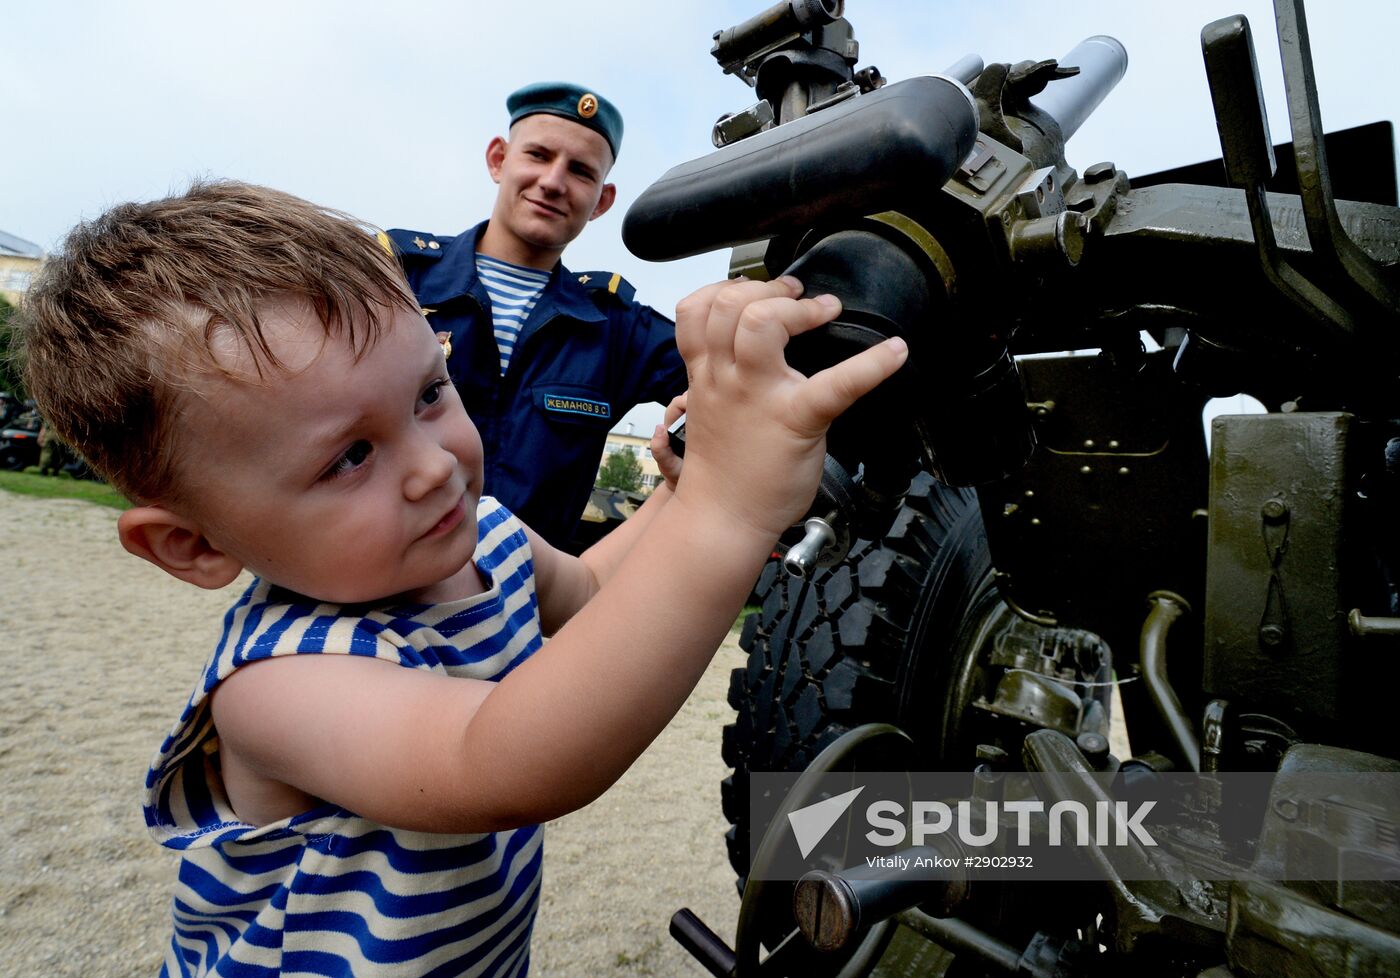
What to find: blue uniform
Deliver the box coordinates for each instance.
[388,222,685,549]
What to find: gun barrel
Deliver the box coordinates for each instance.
[941,54,985,86]
[1030,35,1128,142]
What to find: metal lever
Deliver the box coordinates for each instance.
[1200,14,1353,338]
[1273,0,1400,320]
[1348,609,1400,639]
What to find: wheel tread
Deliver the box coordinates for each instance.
[721,474,990,879]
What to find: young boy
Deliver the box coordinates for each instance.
[17,180,907,977]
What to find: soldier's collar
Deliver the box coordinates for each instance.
[546,262,607,325]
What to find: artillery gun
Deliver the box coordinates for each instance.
[624,0,1400,975]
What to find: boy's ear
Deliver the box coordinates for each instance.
[117,506,244,590]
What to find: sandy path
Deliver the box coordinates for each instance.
[0,492,743,976]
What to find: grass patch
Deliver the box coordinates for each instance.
[0,469,130,510]
[732,604,760,633]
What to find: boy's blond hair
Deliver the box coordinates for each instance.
[17,180,414,503]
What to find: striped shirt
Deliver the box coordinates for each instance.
[145,497,545,977]
[475,255,549,375]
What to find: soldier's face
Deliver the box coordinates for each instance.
[487,114,616,258]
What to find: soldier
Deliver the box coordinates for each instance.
[37,422,70,476]
[387,82,685,550]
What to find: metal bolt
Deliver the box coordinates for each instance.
[1084,161,1116,183]
[1108,440,1120,449]
[1076,731,1109,764]
[793,873,859,952]
[976,744,1009,767]
[1261,499,1289,523]
[1030,518,1042,526]
[1024,490,1035,498]
[1083,439,1096,449]
[1080,465,1092,475]
[785,518,837,579]
[1118,467,1130,477]
[1259,624,1286,648]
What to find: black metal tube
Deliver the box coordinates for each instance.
[1140,591,1201,772]
[622,75,978,262]
[792,845,965,952]
[670,909,737,978]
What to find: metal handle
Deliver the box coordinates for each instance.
[670,908,737,978]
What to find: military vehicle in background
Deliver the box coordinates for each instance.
[570,487,643,551]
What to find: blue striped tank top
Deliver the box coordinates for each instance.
[144,497,545,977]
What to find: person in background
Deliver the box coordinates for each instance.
[388,82,685,550]
[36,422,71,476]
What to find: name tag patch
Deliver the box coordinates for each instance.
[543,394,611,419]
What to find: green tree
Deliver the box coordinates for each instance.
[597,445,643,492]
[0,295,23,398]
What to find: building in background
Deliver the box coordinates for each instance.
[0,230,44,305]
[598,422,663,493]
[570,420,664,552]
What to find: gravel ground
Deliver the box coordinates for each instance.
[0,492,744,977]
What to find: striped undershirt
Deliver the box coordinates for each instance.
[475,255,549,375]
[144,497,545,977]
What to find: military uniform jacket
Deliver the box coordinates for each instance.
[389,222,686,549]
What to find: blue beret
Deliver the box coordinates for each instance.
[506,82,623,160]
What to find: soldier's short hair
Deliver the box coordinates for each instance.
[16,179,414,503]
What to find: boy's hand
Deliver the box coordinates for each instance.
[672,276,907,541]
[650,393,687,493]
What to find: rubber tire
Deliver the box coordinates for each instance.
[722,471,999,879]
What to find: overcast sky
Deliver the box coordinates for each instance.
[8,1,1398,432]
